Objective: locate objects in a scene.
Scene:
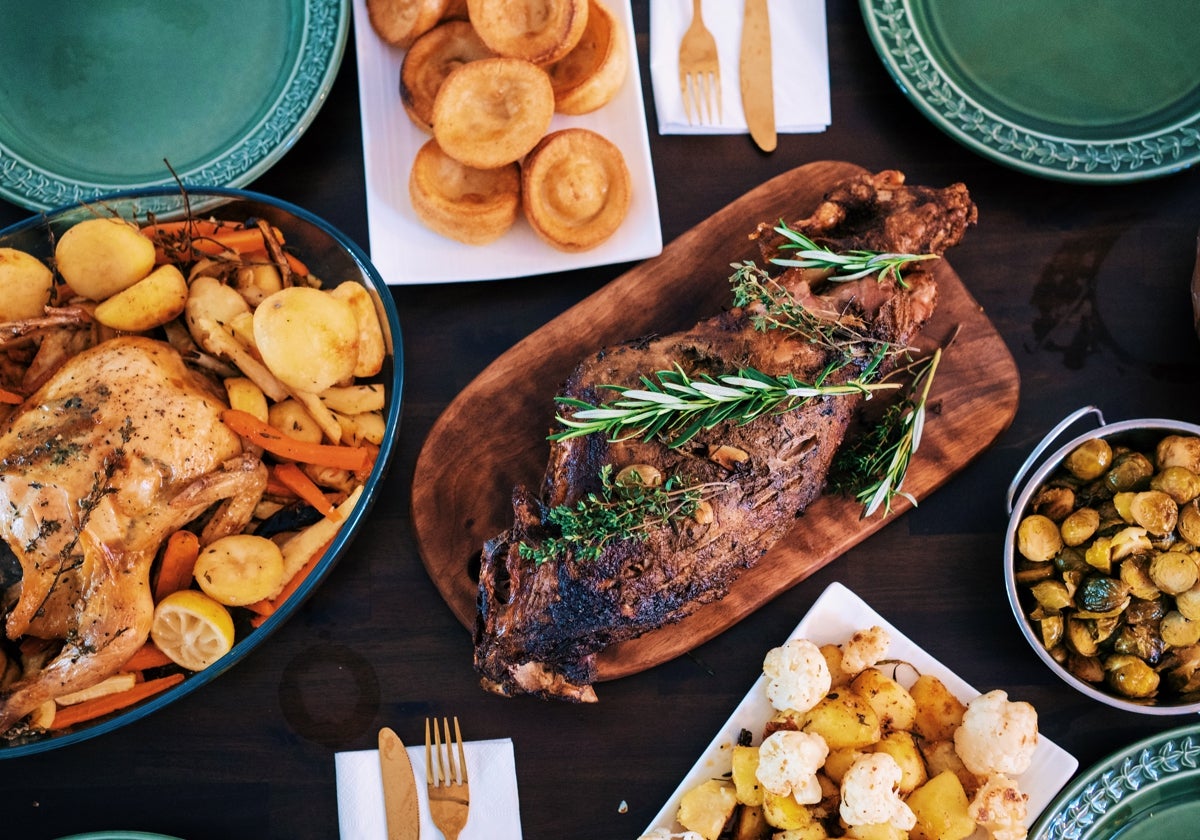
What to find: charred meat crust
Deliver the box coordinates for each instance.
[474,171,976,701]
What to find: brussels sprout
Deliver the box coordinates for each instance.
[1176,583,1200,621]
[1106,655,1160,698]
[1120,554,1161,601]
[1061,507,1100,547]
[1031,485,1076,521]
[1106,451,1155,493]
[1065,438,1112,480]
[1065,617,1101,656]
[1156,435,1200,473]
[1148,551,1199,595]
[1161,611,1200,647]
[1113,623,1165,663]
[1129,490,1179,536]
[1038,614,1064,649]
[1017,514,1063,562]
[1110,526,1152,561]
[1077,575,1131,613]
[1030,580,1073,611]
[1162,645,1200,694]
[1084,536,1113,574]
[1125,596,1167,624]
[1179,502,1200,547]
[1150,466,1200,505]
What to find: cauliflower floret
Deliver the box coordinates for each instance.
[763,638,831,712]
[839,625,891,675]
[637,831,704,840]
[839,752,916,831]
[969,774,1029,840]
[953,690,1038,777]
[755,730,829,803]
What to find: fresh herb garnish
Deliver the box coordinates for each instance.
[769,221,938,288]
[828,346,944,517]
[551,356,899,448]
[518,465,727,564]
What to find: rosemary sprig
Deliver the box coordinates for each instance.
[769,221,938,288]
[828,346,943,517]
[517,465,725,564]
[551,355,899,447]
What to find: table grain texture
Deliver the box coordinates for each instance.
[0,3,1198,838]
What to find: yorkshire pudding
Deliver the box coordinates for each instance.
[546,0,627,114]
[466,0,589,65]
[401,20,496,132]
[366,0,449,48]
[432,57,555,169]
[520,128,630,252]
[409,138,521,244]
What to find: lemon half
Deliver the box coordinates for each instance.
[150,589,236,672]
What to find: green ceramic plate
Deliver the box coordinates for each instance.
[1031,723,1200,838]
[0,1,348,211]
[860,0,1200,182]
[54,834,183,840]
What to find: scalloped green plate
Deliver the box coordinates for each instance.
[860,0,1200,182]
[1031,723,1200,838]
[0,0,348,211]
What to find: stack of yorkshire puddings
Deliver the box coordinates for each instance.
[368,0,633,251]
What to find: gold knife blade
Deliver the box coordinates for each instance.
[739,0,776,152]
[379,727,421,840]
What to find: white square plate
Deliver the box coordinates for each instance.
[350,0,663,284]
[642,581,1079,837]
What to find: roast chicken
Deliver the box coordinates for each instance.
[475,171,977,701]
[0,336,267,734]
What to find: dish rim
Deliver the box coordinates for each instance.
[0,0,350,212]
[859,0,1200,183]
[0,184,404,758]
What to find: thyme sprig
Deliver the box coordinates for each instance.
[551,355,899,448]
[769,222,938,288]
[517,465,728,564]
[730,262,903,357]
[828,346,944,517]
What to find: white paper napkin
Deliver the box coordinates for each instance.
[336,738,523,839]
[649,0,831,135]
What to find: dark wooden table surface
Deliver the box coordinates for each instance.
[2,3,1199,838]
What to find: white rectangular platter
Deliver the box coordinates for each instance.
[642,581,1079,837]
[351,0,663,284]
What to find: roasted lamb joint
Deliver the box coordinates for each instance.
[0,336,267,733]
[474,171,976,701]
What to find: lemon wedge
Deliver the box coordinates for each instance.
[150,589,236,672]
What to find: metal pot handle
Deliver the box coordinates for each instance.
[1005,406,1107,515]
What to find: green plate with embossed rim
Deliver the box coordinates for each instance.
[0,0,348,212]
[860,0,1200,183]
[1030,723,1200,838]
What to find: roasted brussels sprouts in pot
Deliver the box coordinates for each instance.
[1005,409,1200,714]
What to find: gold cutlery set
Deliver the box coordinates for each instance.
[379,716,471,840]
[678,0,776,151]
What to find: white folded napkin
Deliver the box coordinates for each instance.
[336,738,523,839]
[649,0,831,135]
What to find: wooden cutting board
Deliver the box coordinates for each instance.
[410,160,1020,682]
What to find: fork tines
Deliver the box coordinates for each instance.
[426,715,468,787]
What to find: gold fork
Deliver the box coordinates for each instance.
[678,0,721,125]
[426,716,470,840]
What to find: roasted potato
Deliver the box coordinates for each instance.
[193,534,285,607]
[93,264,189,332]
[253,286,359,393]
[55,216,156,300]
[906,771,977,840]
[799,691,881,750]
[676,779,738,840]
[850,668,917,733]
[909,674,966,742]
[0,247,54,320]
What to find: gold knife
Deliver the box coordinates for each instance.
[739,0,776,152]
[379,727,421,840]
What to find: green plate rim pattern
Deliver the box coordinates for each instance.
[0,0,348,211]
[859,0,1200,183]
[1031,722,1200,838]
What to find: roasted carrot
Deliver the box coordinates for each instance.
[123,643,175,672]
[272,463,336,518]
[49,673,185,730]
[247,536,336,627]
[0,387,25,405]
[154,530,200,601]
[221,409,372,472]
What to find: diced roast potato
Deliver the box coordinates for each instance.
[799,690,881,750]
[850,667,918,733]
[906,770,977,840]
[871,730,927,794]
[676,779,738,840]
[762,791,813,830]
[731,744,764,805]
[94,263,189,332]
[909,674,966,742]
